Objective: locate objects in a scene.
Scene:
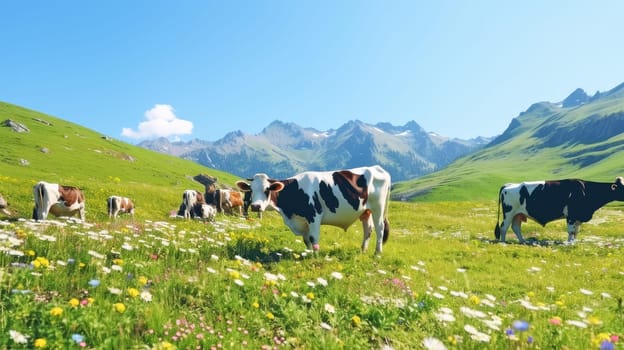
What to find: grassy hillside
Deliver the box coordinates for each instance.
[393,85,624,202]
[0,102,240,220]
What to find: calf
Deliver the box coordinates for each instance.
[494,177,624,243]
[32,181,85,221]
[196,204,216,222]
[177,190,205,219]
[107,196,135,219]
[236,165,391,254]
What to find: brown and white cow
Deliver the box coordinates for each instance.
[107,196,135,219]
[215,189,244,216]
[177,190,205,219]
[32,181,86,221]
[494,177,624,243]
[236,165,391,254]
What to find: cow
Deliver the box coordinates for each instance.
[0,193,10,215]
[196,204,216,222]
[193,174,218,206]
[215,189,244,216]
[177,190,205,219]
[32,181,85,221]
[236,165,391,254]
[494,177,624,243]
[107,196,135,219]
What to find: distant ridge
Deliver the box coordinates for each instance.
[139,120,491,181]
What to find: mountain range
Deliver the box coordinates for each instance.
[139,120,492,181]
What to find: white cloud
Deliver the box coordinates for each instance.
[121,104,193,139]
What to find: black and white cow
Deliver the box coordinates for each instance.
[236,165,391,254]
[177,190,205,219]
[32,181,86,221]
[494,177,624,243]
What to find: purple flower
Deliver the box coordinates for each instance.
[505,328,514,336]
[512,320,530,332]
[527,336,534,344]
[600,340,615,350]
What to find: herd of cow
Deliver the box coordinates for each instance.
[2,165,624,254]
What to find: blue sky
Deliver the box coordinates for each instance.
[2,1,623,142]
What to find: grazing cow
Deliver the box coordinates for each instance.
[32,181,85,221]
[0,193,10,215]
[107,196,135,219]
[215,189,244,216]
[177,190,205,219]
[236,165,391,254]
[494,177,624,243]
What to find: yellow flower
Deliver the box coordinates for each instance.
[32,260,41,268]
[351,315,362,327]
[88,297,95,304]
[34,338,47,348]
[113,258,124,265]
[587,316,602,326]
[69,298,80,307]
[306,292,315,300]
[26,249,36,256]
[229,270,241,279]
[127,288,140,298]
[36,257,49,267]
[79,262,86,268]
[114,303,126,313]
[527,291,535,298]
[252,301,260,308]
[592,333,611,348]
[266,312,275,320]
[50,307,63,317]
[152,341,176,350]
[469,295,481,305]
[138,276,148,285]
[555,300,565,307]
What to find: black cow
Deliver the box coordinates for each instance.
[494,177,624,243]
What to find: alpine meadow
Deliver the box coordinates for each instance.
[2,80,624,350]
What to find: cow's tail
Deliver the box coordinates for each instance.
[33,183,44,220]
[494,186,504,240]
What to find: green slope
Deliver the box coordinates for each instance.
[0,102,239,220]
[392,85,624,202]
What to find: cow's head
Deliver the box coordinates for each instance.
[612,177,624,200]
[236,174,284,212]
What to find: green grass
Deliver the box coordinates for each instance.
[1,101,624,349]
[2,201,623,349]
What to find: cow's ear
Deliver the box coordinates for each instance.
[236,181,251,192]
[269,182,285,193]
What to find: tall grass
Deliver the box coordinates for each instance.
[1,200,623,349]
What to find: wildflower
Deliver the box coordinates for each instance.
[113,258,123,265]
[580,288,593,295]
[351,315,362,327]
[330,271,343,280]
[138,276,148,285]
[549,316,562,326]
[252,301,260,309]
[469,295,481,305]
[266,312,275,320]
[229,270,241,279]
[324,303,336,314]
[127,288,140,298]
[306,292,315,300]
[317,277,328,286]
[9,330,29,344]
[34,338,47,348]
[587,316,603,326]
[69,298,80,307]
[108,287,122,295]
[32,257,50,268]
[88,279,100,288]
[600,341,615,350]
[512,320,529,332]
[50,307,63,317]
[26,250,36,256]
[71,334,85,343]
[113,303,126,313]
[140,291,153,302]
[320,322,332,331]
[423,337,448,350]
[566,320,588,328]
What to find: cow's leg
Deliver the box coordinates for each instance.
[359,211,373,252]
[498,214,512,242]
[567,219,581,242]
[511,214,526,243]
